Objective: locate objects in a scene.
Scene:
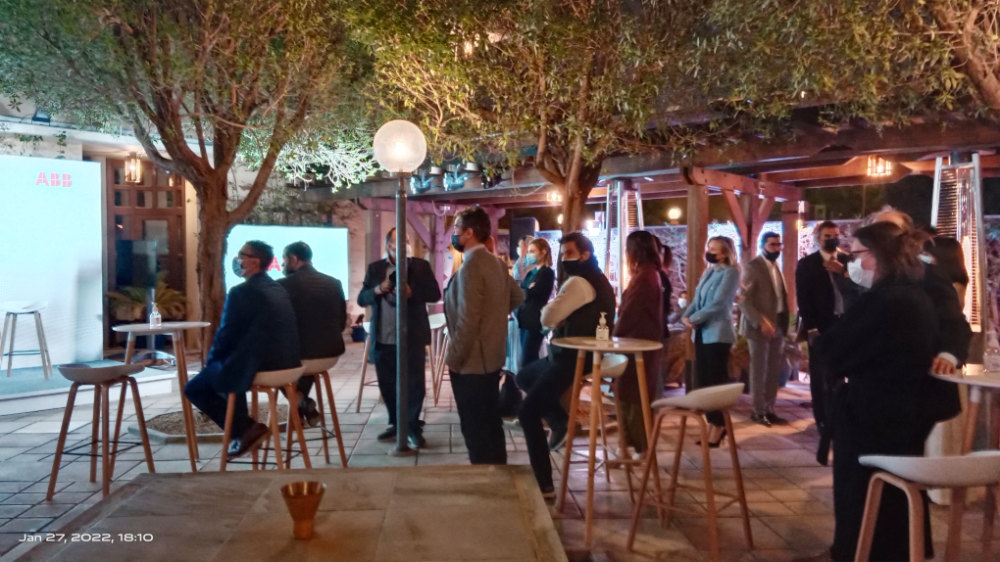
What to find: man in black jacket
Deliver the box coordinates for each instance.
[278,241,348,427]
[358,228,441,448]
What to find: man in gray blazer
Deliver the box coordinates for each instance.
[444,207,524,464]
[739,232,789,427]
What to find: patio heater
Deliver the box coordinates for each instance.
[604,178,644,298]
[372,120,427,455]
[931,154,987,353]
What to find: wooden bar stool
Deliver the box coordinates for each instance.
[220,366,310,471]
[355,322,380,413]
[855,452,1000,562]
[47,363,155,500]
[294,357,348,467]
[627,382,752,562]
[0,301,53,379]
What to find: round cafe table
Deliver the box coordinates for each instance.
[932,364,1000,453]
[550,336,663,546]
[112,321,211,472]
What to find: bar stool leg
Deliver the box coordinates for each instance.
[697,417,721,562]
[355,334,372,413]
[310,374,331,464]
[220,393,237,472]
[902,481,925,562]
[286,384,312,469]
[5,314,17,377]
[109,379,128,475]
[556,350,587,511]
[665,415,688,527]
[321,372,348,467]
[626,412,665,552]
[266,389,285,470]
[252,391,262,470]
[962,388,982,454]
[89,385,100,483]
[584,366,603,546]
[724,411,753,549]
[944,486,966,562]
[0,313,10,377]
[100,384,112,497]
[127,377,156,473]
[38,312,52,379]
[855,475,886,562]
[31,313,48,380]
[46,383,80,501]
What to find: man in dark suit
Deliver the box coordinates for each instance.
[358,228,441,449]
[278,241,347,427]
[185,240,301,458]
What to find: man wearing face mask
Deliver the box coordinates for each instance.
[515,232,615,497]
[740,233,790,427]
[358,228,441,449]
[277,241,347,428]
[185,241,301,459]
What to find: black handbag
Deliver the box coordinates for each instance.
[497,370,522,418]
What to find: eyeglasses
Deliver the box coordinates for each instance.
[237,251,258,260]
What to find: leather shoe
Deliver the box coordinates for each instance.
[227,422,270,458]
[750,413,772,427]
[377,426,396,443]
[300,398,321,428]
[407,433,427,449]
[765,413,789,425]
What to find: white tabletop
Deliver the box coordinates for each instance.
[551,336,663,353]
[112,321,211,335]
[933,364,1000,390]
[429,313,446,331]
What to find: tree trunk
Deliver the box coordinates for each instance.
[196,179,233,351]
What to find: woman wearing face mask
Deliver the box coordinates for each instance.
[515,238,555,367]
[681,236,741,446]
[818,221,947,561]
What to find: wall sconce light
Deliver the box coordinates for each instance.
[866,156,892,178]
[124,153,142,184]
[546,191,563,204]
[168,172,184,188]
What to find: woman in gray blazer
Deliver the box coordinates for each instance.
[682,236,740,446]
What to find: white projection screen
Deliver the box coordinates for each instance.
[224,225,350,291]
[0,155,103,366]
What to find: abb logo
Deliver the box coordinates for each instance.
[267,257,282,272]
[35,172,72,187]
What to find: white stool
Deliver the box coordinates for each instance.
[47,363,155,499]
[627,382,752,562]
[856,452,1000,562]
[0,301,53,379]
[220,366,310,471]
[297,357,347,467]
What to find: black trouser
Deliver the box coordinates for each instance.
[374,342,426,436]
[278,376,316,405]
[808,342,829,433]
[520,328,544,369]
[450,370,506,465]
[693,329,731,427]
[516,357,576,488]
[185,371,253,438]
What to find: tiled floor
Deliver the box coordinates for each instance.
[0,341,996,561]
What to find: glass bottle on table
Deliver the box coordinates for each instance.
[149,303,162,328]
[983,330,1000,373]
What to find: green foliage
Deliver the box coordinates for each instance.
[106,274,186,321]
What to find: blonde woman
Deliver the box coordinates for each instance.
[515,238,555,367]
[682,236,740,446]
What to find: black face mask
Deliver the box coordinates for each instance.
[763,250,780,262]
[451,234,464,253]
[562,259,585,277]
[705,252,719,264]
[823,238,840,253]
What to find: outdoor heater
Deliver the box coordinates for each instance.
[372,119,427,455]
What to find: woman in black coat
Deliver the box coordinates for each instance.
[818,221,958,561]
[515,238,555,368]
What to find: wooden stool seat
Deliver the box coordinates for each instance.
[627,382,752,562]
[0,300,53,379]
[220,366,311,471]
[299,357,348,467]
[47,363,155,500]
[855,452,1000,562]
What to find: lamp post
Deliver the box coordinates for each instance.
[372,120,427,455]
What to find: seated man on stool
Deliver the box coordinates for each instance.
[279,241,347,427]
[185,240,301,458]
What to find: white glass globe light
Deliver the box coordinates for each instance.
[373,120,427,174]
[667,207,682,221]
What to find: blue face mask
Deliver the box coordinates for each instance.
[451,234,464,252]
[523,253,538,266]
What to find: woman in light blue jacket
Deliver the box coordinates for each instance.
[682,236,740,446]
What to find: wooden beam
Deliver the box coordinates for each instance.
[683,166,801,202]
[687,183,709,294]
[722,190,750,257]
[781,201,800,319]
[406,214,433,250]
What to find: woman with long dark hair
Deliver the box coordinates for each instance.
[681,236,740,446]
[819,221,958,561]
[612,231,663,451]
[515,238,555,367]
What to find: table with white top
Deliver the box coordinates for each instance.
[112,321,211,472]
[933,365,1000,452]
[550,336,663,546]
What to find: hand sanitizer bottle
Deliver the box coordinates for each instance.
[596,312,610,342]
[984,330,1000,373]
[149,303,162,328]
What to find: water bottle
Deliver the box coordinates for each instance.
[149,303,162,328]
[595,312,610,342]
[984,330,1000,373]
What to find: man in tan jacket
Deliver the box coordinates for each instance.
[444,207,524,464]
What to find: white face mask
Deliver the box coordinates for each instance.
[677,298,688,308]
[847,259,875,289]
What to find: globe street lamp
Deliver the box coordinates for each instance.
[373,120,427,455]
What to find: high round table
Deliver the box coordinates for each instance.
[933,364,1000,452]
[112,321,211,472]
[550,336,663,546]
